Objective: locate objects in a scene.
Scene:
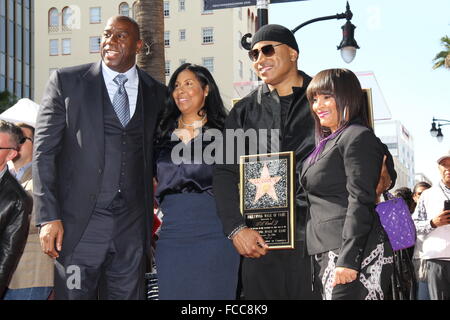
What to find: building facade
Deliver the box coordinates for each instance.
[375,120,415,190]
[33,0,258,108]
[1,0,34,99]
[163,0,258,107]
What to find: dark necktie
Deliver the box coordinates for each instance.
[112,74,130,127]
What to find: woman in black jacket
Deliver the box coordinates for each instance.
[300,69,394,300]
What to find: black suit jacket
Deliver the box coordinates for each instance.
[33,62,167,258]
[301,124,389,270]
[213,71,315,255]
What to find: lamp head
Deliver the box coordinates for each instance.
[337,20,360,63]
[437,127,444,143]
[430,121,438,137]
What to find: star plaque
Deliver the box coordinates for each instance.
[240,152,295,249]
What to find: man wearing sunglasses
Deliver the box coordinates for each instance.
[0,120,32,298]
[213,24,319,299]
[3,123,54,300]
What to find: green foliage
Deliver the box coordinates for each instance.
[432,35,450,70]
[0,91,19,113]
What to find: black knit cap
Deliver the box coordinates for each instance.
[251,24,299,53]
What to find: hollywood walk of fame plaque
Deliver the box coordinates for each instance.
[240,152,295,249]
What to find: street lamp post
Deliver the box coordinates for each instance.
[430,117,450,142]
[242,1,359,63]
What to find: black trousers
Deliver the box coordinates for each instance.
[54,194,146,300]
[314,242,393,300]
[241,242,321,300]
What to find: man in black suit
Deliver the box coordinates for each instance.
[33,16,166,299]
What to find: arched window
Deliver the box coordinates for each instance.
[119,2,130,16]
[48,7,59,32]
[62,6,73,31]
[132,1,138,19]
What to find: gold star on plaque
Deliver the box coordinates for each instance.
[249,163,281,203]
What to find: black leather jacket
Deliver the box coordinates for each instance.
[0,169,31,296]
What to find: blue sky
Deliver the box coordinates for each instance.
[269,0,450,184]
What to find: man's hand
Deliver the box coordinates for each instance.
[431,210,450,228]
[39,220,64,259]
[376,155,392,202]
[232,228,269,258]
[333,267,358,287]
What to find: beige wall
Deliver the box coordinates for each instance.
[34,1,257,108]
[34,0,133,103]
[164,2,257,108]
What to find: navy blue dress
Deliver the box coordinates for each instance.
[154,130,240,300]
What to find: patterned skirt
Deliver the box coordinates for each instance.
[314,242,394,300]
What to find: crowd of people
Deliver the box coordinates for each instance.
[1,15,449,300]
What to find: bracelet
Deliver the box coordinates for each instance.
[227,224,247,240]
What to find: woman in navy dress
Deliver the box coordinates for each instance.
[154,63,240,300]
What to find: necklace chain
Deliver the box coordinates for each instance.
[179,114,206,128]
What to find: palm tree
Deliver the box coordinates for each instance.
[134,0,166,83]
[0,91,18,113]
[432,35,450,70]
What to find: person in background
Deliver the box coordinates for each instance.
[154,63,239,299]
[412,154,450,300]
[394,187,415,214]
[413,182,432,211]
[0,120,31,298]
[301,68,395,300]
[3,123,54,300]
[411,181,432,300]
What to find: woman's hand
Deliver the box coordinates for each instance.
[332,267,358,287]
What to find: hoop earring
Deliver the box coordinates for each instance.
[342,107,348,122]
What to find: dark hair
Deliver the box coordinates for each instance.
[306,68,370,139]
[413,181,432,194]
[157,63,228,139]
[394,187,415,214]
[0,120,24,149]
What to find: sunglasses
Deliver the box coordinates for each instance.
[0,147,18,151]
[22,137,33,143]
[248,43,285,62]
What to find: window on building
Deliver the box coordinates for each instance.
[164,31,170,46]
[48,8,59,32]
[202,57,214,73]
[238,31,242,49]
[202,1,213,14]
[238,60,243,79]
[90,36,101,53]
[62,7,73,31]
[119,2,130,16]
[202,27,214,44]
[90,7,101,23]
[62,39,71,55]
[179,0,186,11]
[179,29,186,41]
[165,60,170,77]
[164,1,170,17]
[49,39,59,55]
[132,1,137,19]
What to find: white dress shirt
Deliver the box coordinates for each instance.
[101,61,139,119]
